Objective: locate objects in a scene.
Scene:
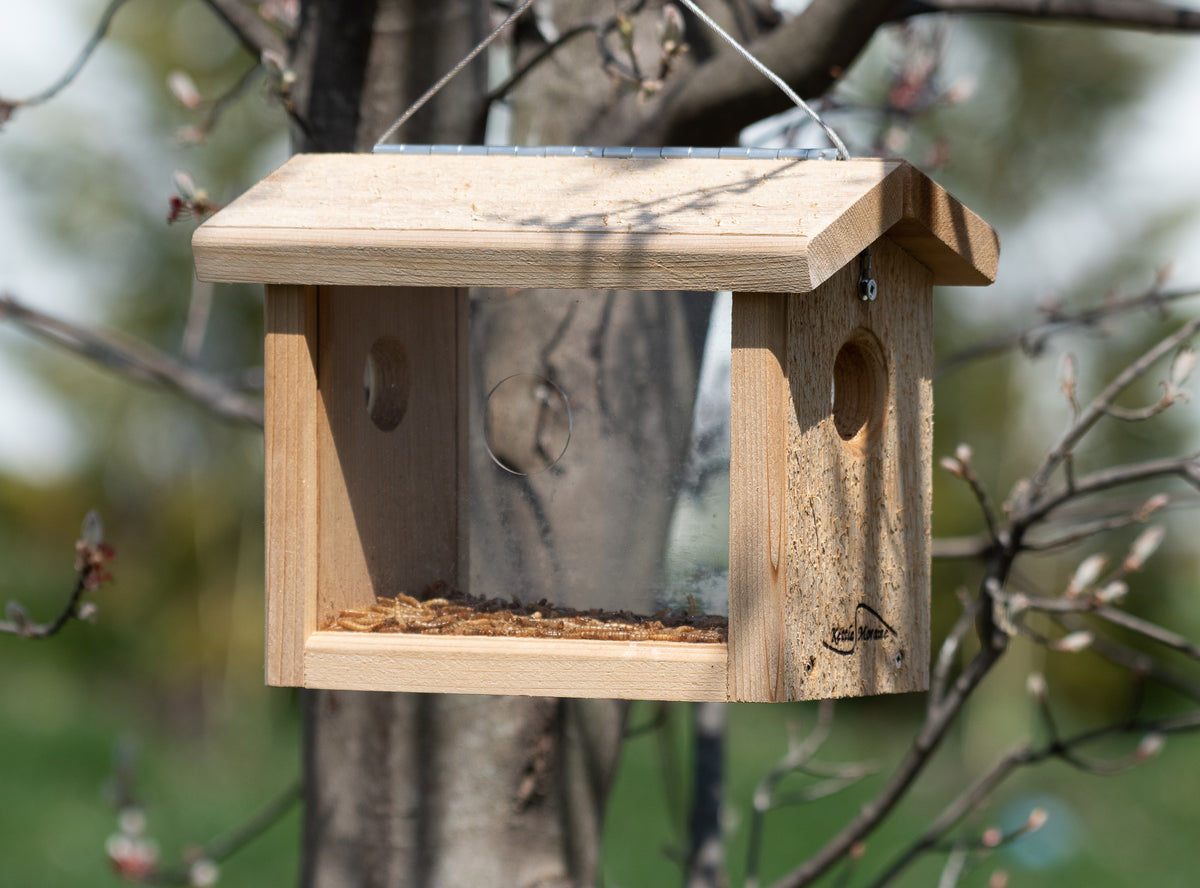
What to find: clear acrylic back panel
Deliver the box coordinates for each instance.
[468,289,731,619]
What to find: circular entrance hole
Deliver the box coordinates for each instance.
[484,373,572,475]
[363,337,411,432]
[831,332,888,443]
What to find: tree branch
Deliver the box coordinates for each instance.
[936,285,1200,378]
[591,0,1200,149]
[143,781,302,886]
[488,23,595,104]
[867,709,1200,886]
[0,293,263,428]
[0,0,131,126]
[767,641,1004,888]
[893,0,1200,33]
[0,515,113,639]
[174,63,263,144]
[1056,611,1200,701]
[1018,595,1200,660]
[588,0,898,146]
[1022,317,1200,506]
[198,0,288,61]
[1019,453,1200,529]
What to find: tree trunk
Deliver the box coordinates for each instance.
[291,3,708,885]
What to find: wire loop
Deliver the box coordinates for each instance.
[375,0,850,160]
[375,0,537,147]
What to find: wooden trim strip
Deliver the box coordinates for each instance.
[303,633,729,701]
[196,229,816,292]
[263,284,319,686]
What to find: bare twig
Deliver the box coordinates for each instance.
[862,741,1029,888]
[932,534,993,560]
[1018,596,1200,660]
[1018,454,1200,529]
[180,281,214,364]
[0,0,131,125]
[929,589,981,711]
[1056,612,1200,702]
[767,641,1004,888]
[941,446,1002,544]
[174,63,263,145]
[106,756,301,887]
[143,781,302,886]
[1021,317,1200,508]
[748,701,842,888]
[1020,508,1165,553]
[893,0,1200,33]
[488,23,596,103]
[198,0,288,60]
[936,286,1200,378]
[1101,395,1179,421]
[0,513,113,639]
[0,293,263,428]
[866,710,1200,886]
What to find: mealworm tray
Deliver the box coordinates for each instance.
[325,583,727,643]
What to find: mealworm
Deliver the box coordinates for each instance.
[328,588,727,643]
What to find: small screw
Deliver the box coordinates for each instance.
[858,248,876,301]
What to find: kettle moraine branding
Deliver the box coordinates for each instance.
[823,604,897,656]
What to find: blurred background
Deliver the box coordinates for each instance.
[1,1,1199,884]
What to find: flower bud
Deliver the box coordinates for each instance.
[1026,672,1048,702]
[1051,631,1093,653]
[1125,526,1165,572]
[189,859,220,887]
[1134,732,1165,762]
[1066,554,1107,597]
[168,71,202,109]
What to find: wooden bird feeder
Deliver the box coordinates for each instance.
[192,150,998,702]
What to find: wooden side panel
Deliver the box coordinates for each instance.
[264,284,319,686]
[303,633,728,701]
[315,286,467,625]
[728,294,788,702]
[784,238,932,700]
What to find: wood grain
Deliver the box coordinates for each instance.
[193,155,997,292]
[888,163,1000,286]
[784,238,932,700]
[315,285,468,625]
[303,632,728,700]
[728,293,788,702]
[264,284,319,686]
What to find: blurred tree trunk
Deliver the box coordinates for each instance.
[290,2,709,885]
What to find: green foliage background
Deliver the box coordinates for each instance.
[1,4,1198,886]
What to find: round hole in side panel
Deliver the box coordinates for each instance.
[364,336,411,432]
[831,330,888,443]
[484,373,572,475]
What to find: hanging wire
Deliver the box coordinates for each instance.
[673,0,849,160]
[373,144,841,159]
[375,0,537,147]
[376,0,849,159]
